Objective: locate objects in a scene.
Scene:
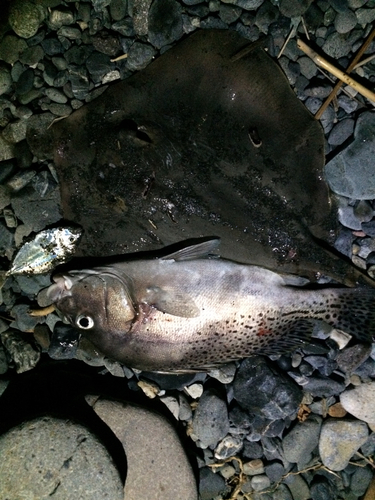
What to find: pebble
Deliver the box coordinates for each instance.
[340,382,375,424]
[191,389,230,449]
[148,0,183,49]
[126,42,156,71]
[283,474,310,500]
[8,1,44,39]
[0,67,12,96]
[251,474,271,491]
[350,465,373,497]
[322,32,352,58]
[199,467,227,500]
[214,435,243,460]
[325,112,375,199]
[282,415,322,466]
[334,9,358,33]
[0,329,40,373]
[0,417,124,499]
[327,118,354,146]
[233,357,302,420]
[319,419,369,470]
[243,458,264,475]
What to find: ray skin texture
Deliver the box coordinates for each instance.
[50,29,363,284]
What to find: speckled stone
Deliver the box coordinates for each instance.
[319,419,369,471]
[0,417,124,499]
[340,382,375,425]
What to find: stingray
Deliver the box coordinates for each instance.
[48,29,364,284]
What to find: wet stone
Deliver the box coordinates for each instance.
[86,52,114,82]
[336,344,372,374]
[322,32,352,58]
[350,466,373,497]
[0,68,12,97]
[243,440,263,459]
[255,2,279,33]
[2,120,27,144]
[126,42,156,71]
[41,37,64,56]
[233,357,302,420]
[45,87,68,104]
[340,382,375,424]
[356,7,375,25]
[264,461,285,482]
[219,4,242,23]
[148,0,183,49]
[199,467,227,500]
[325,111,375,199]
[0,36,28,65]
[283,474,310,500]
[1,329,40,373]
[283,415,322,466]
[297,56,317,79]
[279,0,313,17]
[335,9,358,33]
[19,45,45,66]
[251,474,271,491]
[191,389,229,449]
[15,68,34,96]
[8,1,44,39]
[0,417,124,500]
[328,118,355,146]
[310,477,337,500]
[319,419,369,470]
[48,8,75,30]
[110,0,128,21]
[214,435,243,460]
[299,375,346,397]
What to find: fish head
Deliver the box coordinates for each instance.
[47,270,136,346]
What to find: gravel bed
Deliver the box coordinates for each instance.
[1,1,375,499]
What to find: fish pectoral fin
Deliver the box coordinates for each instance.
[144,286,200,318]
[161,238,220,261]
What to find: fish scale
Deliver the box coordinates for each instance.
[46,239,375,372]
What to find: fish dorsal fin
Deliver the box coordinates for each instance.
[143,285,200,318]
[161,238,220,262]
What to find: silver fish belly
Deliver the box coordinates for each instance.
[46,239,375,372]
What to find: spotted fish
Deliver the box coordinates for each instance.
[46,239,375,372]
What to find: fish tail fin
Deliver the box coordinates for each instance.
[322,288,375,343]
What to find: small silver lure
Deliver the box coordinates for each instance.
[7,227,82,277]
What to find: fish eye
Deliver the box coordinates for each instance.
[76,315,94,329]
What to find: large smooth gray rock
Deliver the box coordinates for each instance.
[325,112,375,200]
[89,397,198,500]
[0,417,124,499]
[340,382,375,425]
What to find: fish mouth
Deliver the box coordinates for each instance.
[46,273,74,303]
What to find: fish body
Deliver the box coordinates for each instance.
[8,227,82,276]
[47,239,375,372]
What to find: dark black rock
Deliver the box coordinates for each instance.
[112,18,135,37]
[328,0,349,12]
[310,476,338,500]
[15,69,34,96]
[126,42,156,71]
[64,45,94,65]
[67,65,90,100]
[41,37,64,56]
[279,0,313,17]
[49,322,80,360]
[334,227,355,257]
[233,357,302,420]
[350,465,373,497]
[148,0,183,49]
[0,221,14,258]
[86,52,113,82]
[200,17,228,29]
[199,467,227,500]
[276,355,293,371]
